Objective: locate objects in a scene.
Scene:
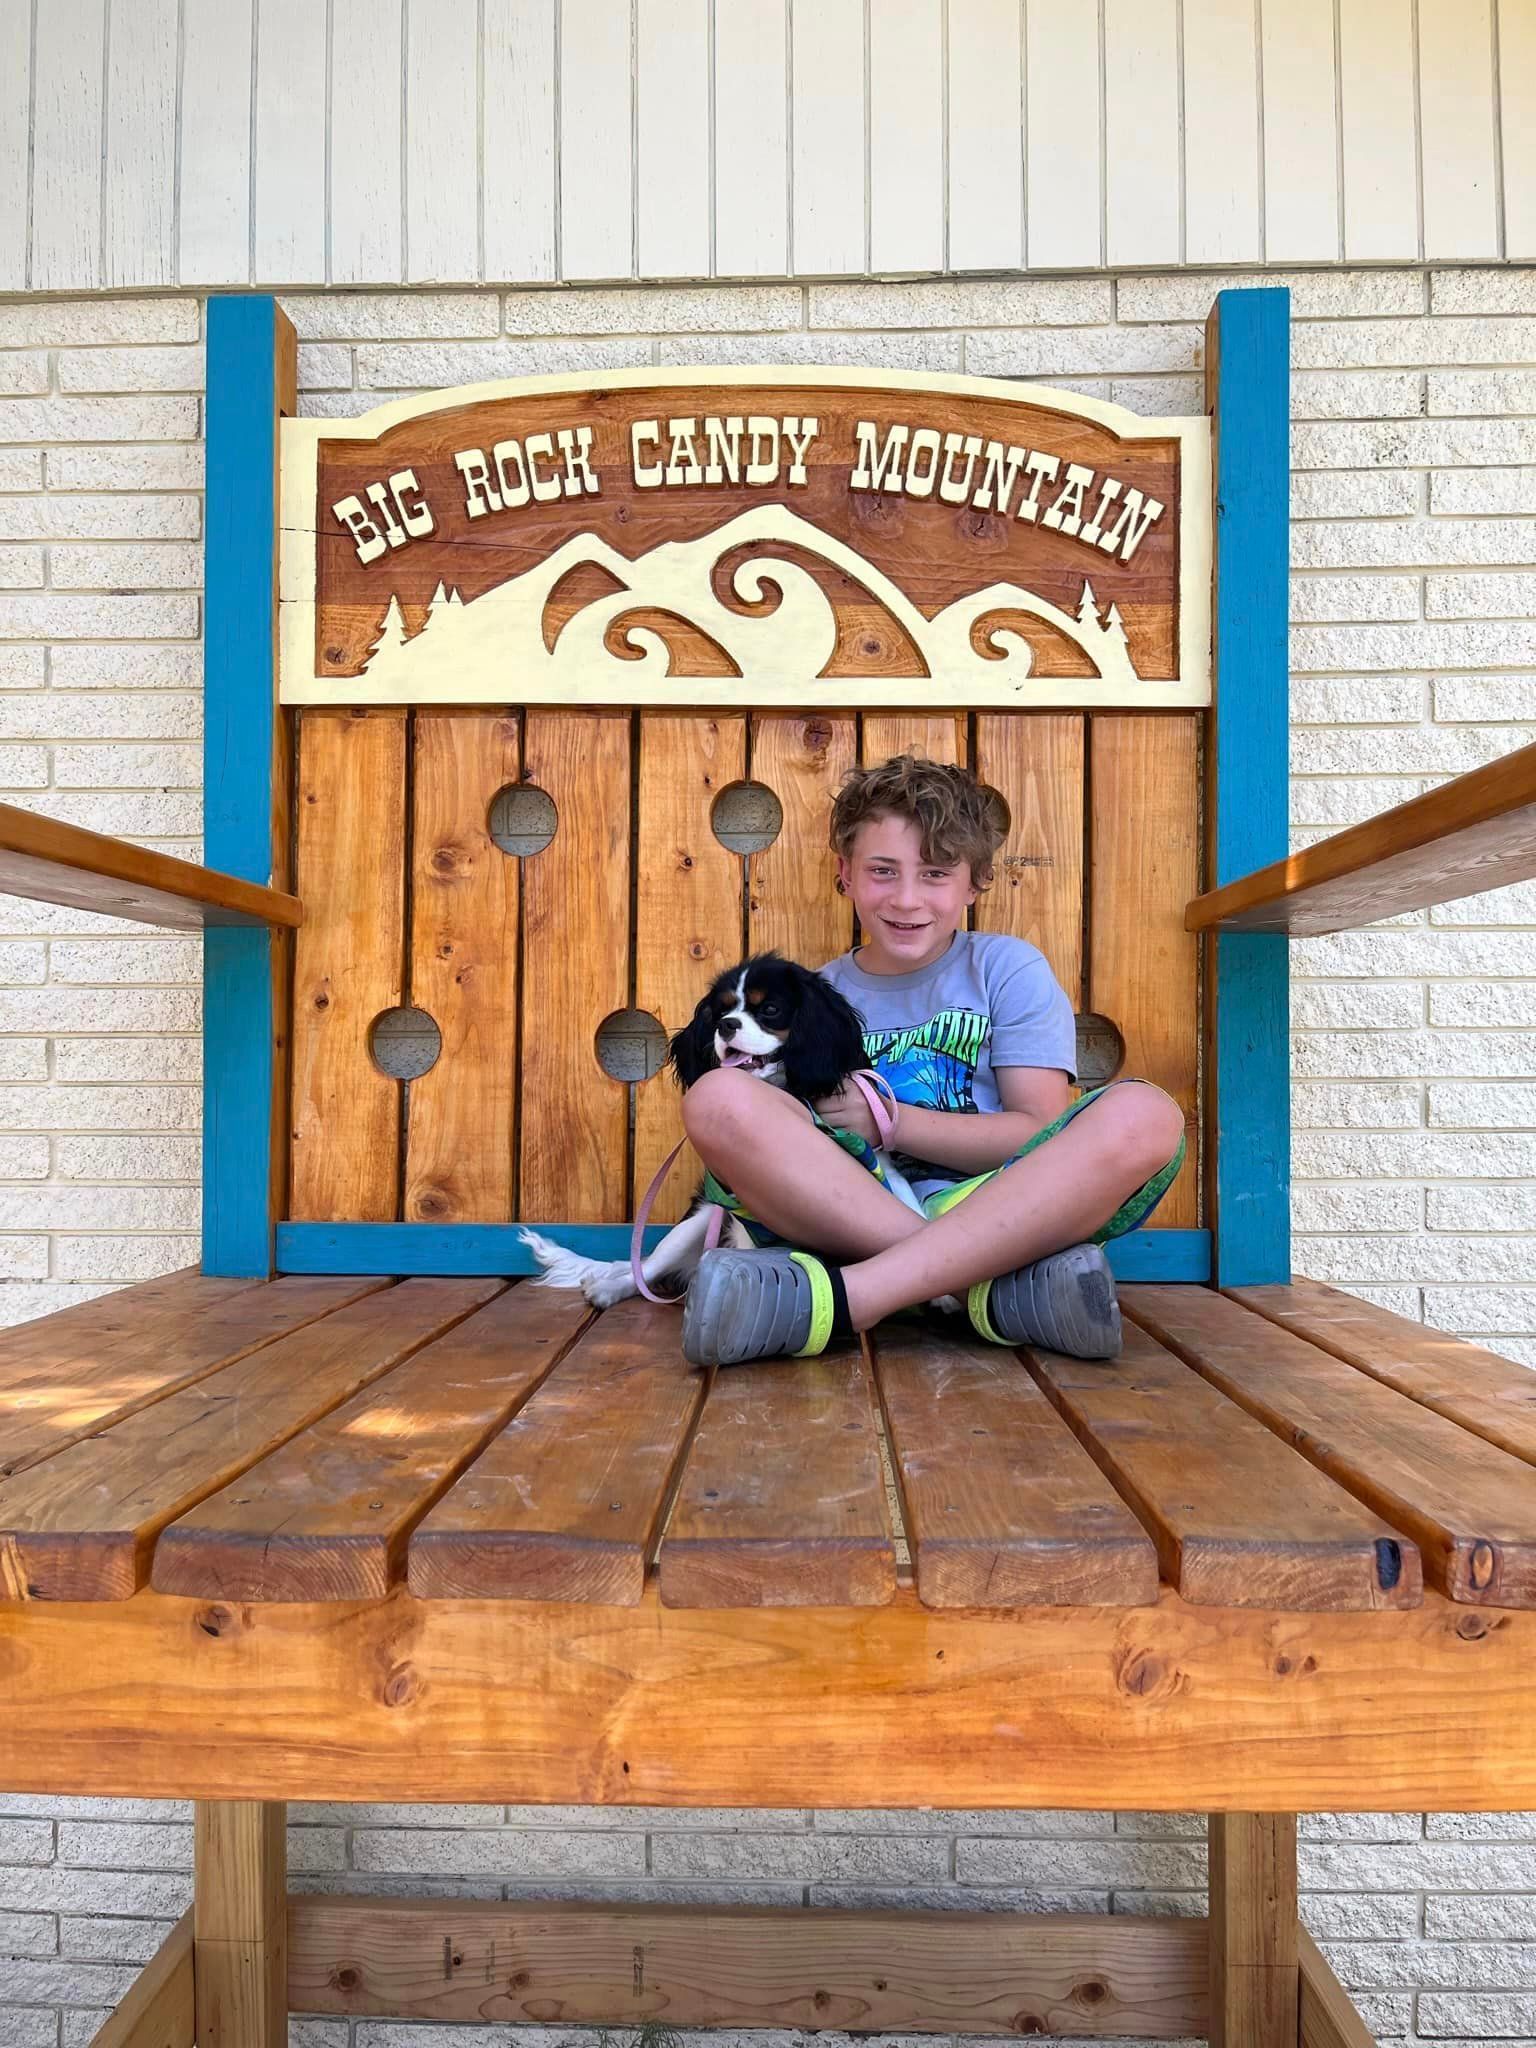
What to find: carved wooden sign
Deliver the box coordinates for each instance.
[278,368,1210,707]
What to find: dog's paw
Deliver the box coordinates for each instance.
[930,1293,964,1316]
[583,1264,639,1309]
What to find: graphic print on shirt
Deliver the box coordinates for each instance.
[864,1007,988,1115]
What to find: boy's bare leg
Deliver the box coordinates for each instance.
[683,1070,1186,1324]
[682,1070,928,1261]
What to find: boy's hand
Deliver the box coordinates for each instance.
[812,1081,889,1145]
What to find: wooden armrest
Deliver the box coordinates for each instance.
[0,802,303,930]
[1186,737,1536,935]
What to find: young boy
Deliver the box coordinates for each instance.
[679,752,1188,1367]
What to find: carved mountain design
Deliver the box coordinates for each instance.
[356,506,1140,698]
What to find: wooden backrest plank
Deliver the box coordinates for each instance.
[405,711,522,1222]
[151,1285,592,1602]
[1229,1277,1536,1468]
[1126,1285,1536,1606]
[290,708,407,1220]
[519,708,632,1222]
[657,1346,895,1608]
[633,713,747,1224]
[1027,1324,1422,1610]
[408,1296,708,1605]
[0,1279,499,1602]
[1,1277,388,1478]
[869,1323,1159,1609]
[1090,715,1200,1222]
[748,712,855,967]
[974,713,1086,1004]
[861,714,966,765]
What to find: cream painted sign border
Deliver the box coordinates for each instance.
[278,366,1211,710]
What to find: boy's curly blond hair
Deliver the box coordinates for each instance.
[829,751,1010,892]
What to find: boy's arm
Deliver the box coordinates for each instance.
[814,1065,1072,1170]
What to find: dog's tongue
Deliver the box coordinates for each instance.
[720,1049,752,1068]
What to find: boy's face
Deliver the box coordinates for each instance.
[838,813,977,974]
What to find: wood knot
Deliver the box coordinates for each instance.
[1012,2013,1047,2034]
[431,844,460,873]
[1470,1541,1497,1591]
[1115,1647,1176,1700]
[194,1604,234,1638]
[1074,1980,1108,2006]
[332,1963,361,1991]
[382,1662,420,1707]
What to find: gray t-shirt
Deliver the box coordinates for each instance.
[817,928,1078,1200]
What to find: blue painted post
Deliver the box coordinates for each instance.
[202,296,296,1275]
[1206,287,1292,1286]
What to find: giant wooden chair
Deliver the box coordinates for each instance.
[5,288,1536,2048]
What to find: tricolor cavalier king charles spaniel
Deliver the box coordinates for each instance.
[520,952,933,1310]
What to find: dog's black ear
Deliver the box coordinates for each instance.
[781,968,868,1103]
[669,1003,718,1090]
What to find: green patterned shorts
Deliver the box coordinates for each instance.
[919,1078,1185,1241]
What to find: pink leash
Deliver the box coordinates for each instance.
[629,1069,900,1305]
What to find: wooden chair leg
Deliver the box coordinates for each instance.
[193,1800,287,2048]
[1208,1811,1299,2048]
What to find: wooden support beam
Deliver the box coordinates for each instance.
[0,802,303,931]
[194,1801,287,2048]
[1299,1924,1377,2048]
[1207,1812,1298,2048]
[287,1894,1209,2036]
[1187,736,1536,935]
[86,1907,194,2048]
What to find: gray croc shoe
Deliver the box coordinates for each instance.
[969,1241,1122,1359]
[680,1247,849,1366]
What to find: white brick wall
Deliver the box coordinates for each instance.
[1,268,1534,2043]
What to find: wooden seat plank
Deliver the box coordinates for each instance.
[974,714,1086,1005]
[870,1323,1159,1609]
[1090,715,1200,1223]
[152,1286,592,1602]
[748,712,855,965]
[1229,1276,1536,1468]
[0,1269,257,1381]
[519,707,632,1223]
[658,1343,895,1608]
[408,1296,708,1605]
[290,706,408,1221]
[1027,1323,1422,1610]
[405,710,522,1222]
[1125,1285,1536,1605]
[0,1279,500,1602]
[0,1276,387,1478]
[632,712,747,1224]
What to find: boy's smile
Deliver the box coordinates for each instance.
[838,814,978,976]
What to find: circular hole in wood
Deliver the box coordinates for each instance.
[711,779,784,854]
[595,1006,669,1083]
[1075,1012,1126,1089]
[369,1005,443,1080]
[489,783,558,856]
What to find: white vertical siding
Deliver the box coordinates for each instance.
[178,0,253,286]
[0,0,1529,287]
[1417,0,1501,261]
[331,0,405,285]
[103,0,179,290]
[1103,0,1180,270]
[254,0,328,285]
[790,0,865,275]
[868,0,945,273]
[636,0,710,280]
[1024,1,1101,269]
[1259,0,1340,264]
[1338,0,1420,262]
[559,0,634,280]
[31,0,105,292]
[1183,0,1262,266]
[714,0,789,278]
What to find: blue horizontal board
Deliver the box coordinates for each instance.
[277,1222,1211,1282]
